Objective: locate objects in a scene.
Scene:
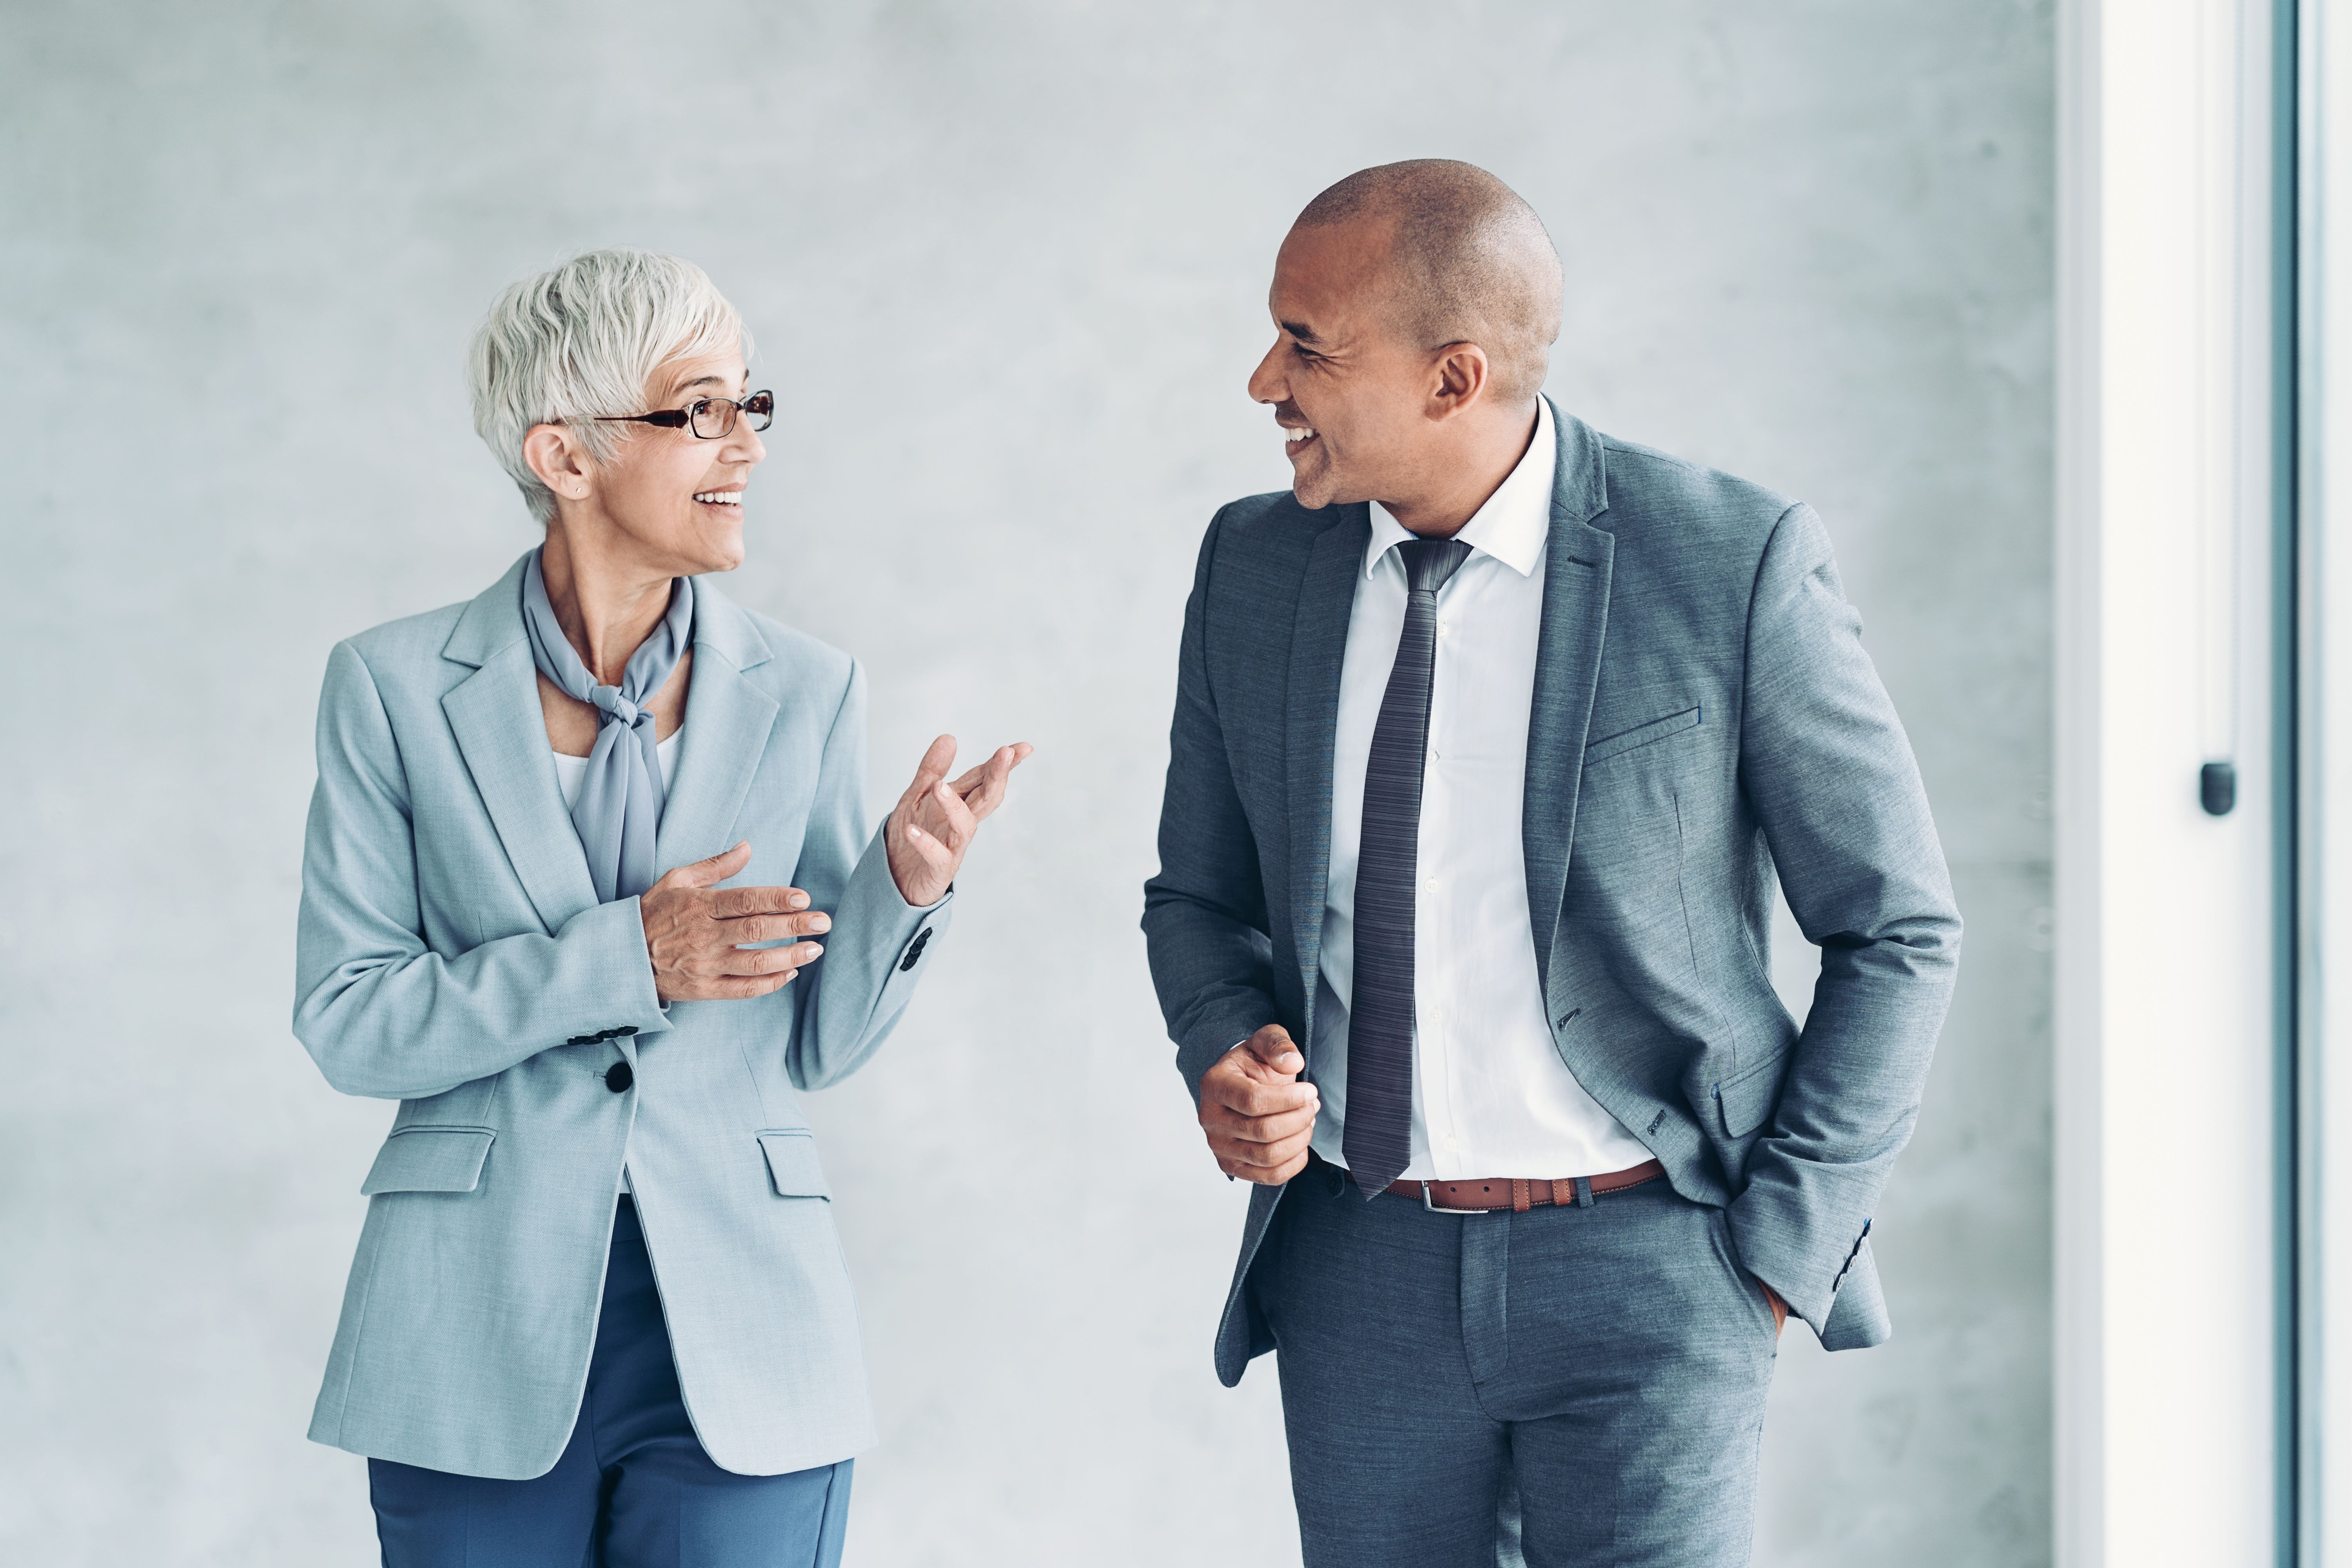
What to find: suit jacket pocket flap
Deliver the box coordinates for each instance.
[1584,705,1702,766]
[1714,1053,1787,1139]
[361,1127,495,1195]
[758,1130,832,1200]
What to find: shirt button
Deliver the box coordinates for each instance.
[604,1062,633,1093]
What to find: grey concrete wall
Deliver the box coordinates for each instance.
[0,2,2053,1563]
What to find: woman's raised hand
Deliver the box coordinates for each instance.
[884,736,1034,908]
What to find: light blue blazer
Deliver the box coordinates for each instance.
[296,552,946,1480]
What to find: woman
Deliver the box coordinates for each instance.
[294,249,1028,1566]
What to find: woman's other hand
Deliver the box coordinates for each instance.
[639,842,828,1002]
[885,736,1033,907]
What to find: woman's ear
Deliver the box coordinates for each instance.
[523,423,595,502]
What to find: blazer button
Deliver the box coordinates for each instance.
[604,1062,634,1093]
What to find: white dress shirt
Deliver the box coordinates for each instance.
[1306,399,1654,1181]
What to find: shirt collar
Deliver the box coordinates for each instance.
[1364,396,1555,581]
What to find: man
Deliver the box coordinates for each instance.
[1142,162,1959,1566]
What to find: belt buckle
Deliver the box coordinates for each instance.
[1419,1180,1493,1216]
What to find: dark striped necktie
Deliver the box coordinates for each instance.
[1343,535,1474,1196]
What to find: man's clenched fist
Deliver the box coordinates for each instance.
[1198,1025,1320,1184]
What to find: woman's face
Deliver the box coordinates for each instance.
[577,351,767,577]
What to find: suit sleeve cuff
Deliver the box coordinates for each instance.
[559,895,675,1039]
[838,829,954,1013]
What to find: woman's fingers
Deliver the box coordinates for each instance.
[702,970,799,1000]
[683,942,820,979]
[720,910,830,943]
[897,735,958,814]
[966,746,1022,818]
[957,743,1032,821]
[927,780,979,851]
[886,739,1025,894]
[902,817,956,872]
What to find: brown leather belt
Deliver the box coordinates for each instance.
[1384,1160,1667,1213]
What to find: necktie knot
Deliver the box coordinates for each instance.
[1397,537,1473,597]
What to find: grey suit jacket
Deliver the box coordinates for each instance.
[296,553,946,1478]
[1142,402,1960,1385]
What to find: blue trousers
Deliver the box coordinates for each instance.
[368,1198,853,1568]
[1262,1159,1779,1568]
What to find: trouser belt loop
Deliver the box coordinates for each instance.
[1574,1175,1595,1208]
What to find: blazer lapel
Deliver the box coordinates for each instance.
[653,580,779,871]
[1523,404,1617,1001]
[441,555,601,935]
[1285,506,1370,1039]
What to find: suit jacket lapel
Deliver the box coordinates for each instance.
[441,555,601,935]
[437,558,783,934]
[1524,404,1616,1001]
[1285,506,1369,1041]
[653,579,779,871]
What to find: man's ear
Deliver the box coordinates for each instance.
[1427,342,1492,421]
[523,423,595,503]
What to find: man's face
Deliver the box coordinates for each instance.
[1246,218,1430,510]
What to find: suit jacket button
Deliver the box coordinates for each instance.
[604,1062,633,1093]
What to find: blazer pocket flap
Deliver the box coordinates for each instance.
[1585,705,1702,766]
[361,1127,495,1195]
[1714,1054,1788,1139]
[758,1130,833,1200]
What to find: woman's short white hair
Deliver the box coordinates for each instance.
[468,248,751,523]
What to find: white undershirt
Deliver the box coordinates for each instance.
[552,727,683,1196]
[1308,399,1653,1181]
[549,728,683,811]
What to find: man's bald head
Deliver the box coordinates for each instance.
[1293,160,1562,405]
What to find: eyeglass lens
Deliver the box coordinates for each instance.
[689,391,776,438]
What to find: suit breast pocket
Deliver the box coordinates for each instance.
[1583,705,1702,769]
[1566,713,1701,946]
[1572,708,1701,878]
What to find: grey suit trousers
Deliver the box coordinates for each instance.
[1263,1159,1778,1568]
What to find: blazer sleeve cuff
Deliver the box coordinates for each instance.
[1176,1010,1280,1105]
[558,895,675,1040]
[837,830,954,1030]
[1724,1155,1878,1337]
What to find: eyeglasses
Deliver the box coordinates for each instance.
[593,390,775,439]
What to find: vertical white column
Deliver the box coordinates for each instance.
[2057,1,2282,1563]
[2053,1,2104,1557]
[2302,1,2352,1561]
